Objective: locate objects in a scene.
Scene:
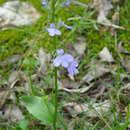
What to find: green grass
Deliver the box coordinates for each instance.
[0,0,6,5]
[0,0,130,129]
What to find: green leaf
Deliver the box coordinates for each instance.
[22,96,54,125]
[18,118,29,130]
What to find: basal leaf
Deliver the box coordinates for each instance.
[22,96,54,125]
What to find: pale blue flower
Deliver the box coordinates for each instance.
[64,0,71,6]
[67,61,79,76]
[57,49,64,56]
[53,53,73,68]
[46,23,61,36]
[42,0,47,6]
[53,49,78,76]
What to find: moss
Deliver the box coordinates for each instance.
[119,0,130,51]
[0,0,129,78]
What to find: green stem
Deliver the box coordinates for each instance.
[51,0,58,130]
[29,73,34,96]
[53,67,58,130]
[52,0,56,22]
[53,29,58,130]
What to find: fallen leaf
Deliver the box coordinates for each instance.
[0,90,10,109]
[99,47,114,62]
[112,11,119,25]
[60,79,80,89]
[86,80,108,100]
[8,71,27,89]
[38,48,51,74]
[93,0,113,24]
[82,63,110,83]
[63,100,110,117]
[124,60,130,74]
[8,92,17,103]
[8,71,19,84]
[118,42,130,55]
[74,37,86,57]
[9,55,22,64]
[112,0,120,3]
[0,55,22,67]
[1,105,24,122]
[111,11,119,35]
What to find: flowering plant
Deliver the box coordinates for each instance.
[22,0,77,130]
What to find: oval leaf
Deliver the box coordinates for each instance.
[22,96,54,125]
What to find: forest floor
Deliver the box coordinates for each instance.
[0,0,130,130]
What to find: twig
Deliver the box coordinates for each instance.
[68,17,130,32]
[59,83,94,94]
[98,21,126,31]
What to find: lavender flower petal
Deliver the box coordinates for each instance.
[61,54,74,68]
[42,0,47,6]
[62,54,74,63]
[55,29,61,36]
[61,60,69,68]
[64,0,71,6]
[50,23,55,28]
[46,28,55,36]
[47,23,61,36]
[53,56,62,67]
[67,61,79,76]
[57,49,64,55]
[53,49,79,76]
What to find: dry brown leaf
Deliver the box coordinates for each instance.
[1,105,23,122]
[60,79,80,89]
[118,42,130,55]
[74,37,86,57]
[82,63,110,83]
[38,48,51,74]
[111,11,119,35]
[125,60,130,74]
[93,0,125,30]
[8,71,27,89]
[112,11,119,25]
[112,0,120,3]
[8,71,19,84]
[86,80,107,100]
[116,42,130,73]
[0,90,10,109]
[0,55,22,67]
[63,100,110,117]
[93,0,113,24]
[99,47,114,63]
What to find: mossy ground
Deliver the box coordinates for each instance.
[0,0,130,130]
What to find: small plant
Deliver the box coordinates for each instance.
[22,0,78,129]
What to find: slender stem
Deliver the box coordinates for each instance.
[53,67,58,130]
[29,72,34,95]
[53,33,58,130]
[52,0,56,22]
[51,0,58,130]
